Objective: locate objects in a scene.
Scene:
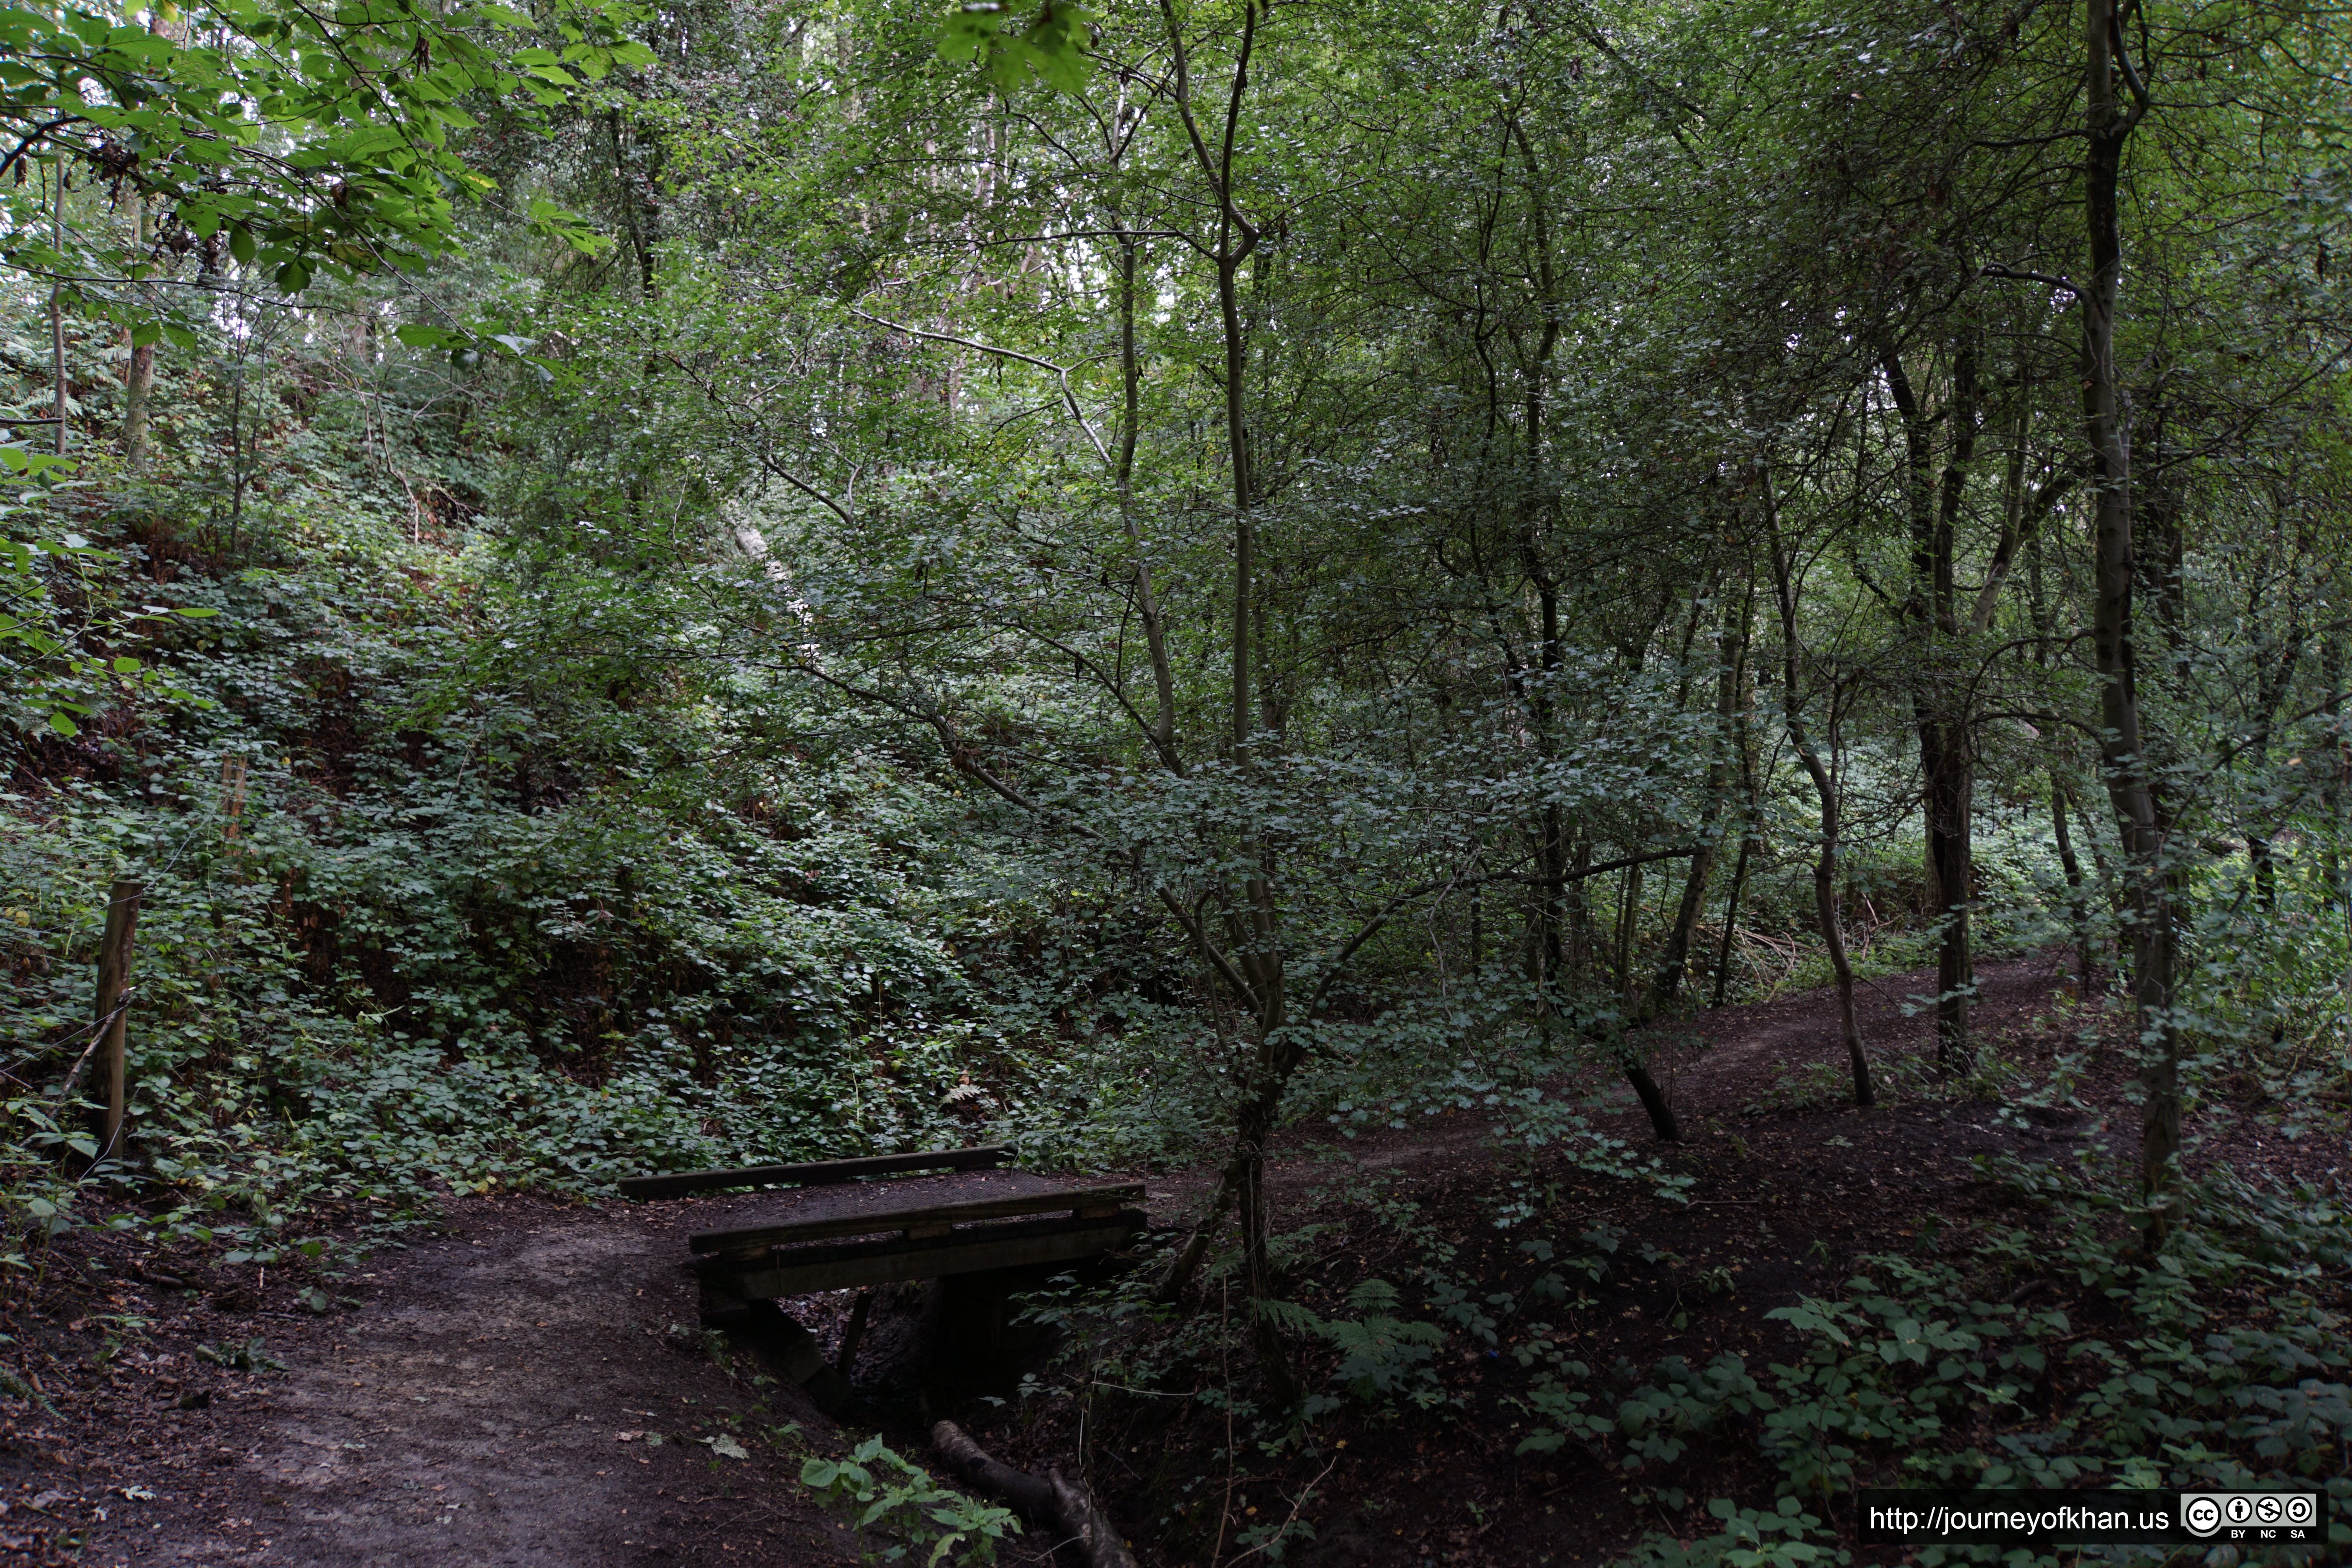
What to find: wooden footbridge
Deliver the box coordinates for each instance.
[621,1144,1147,1410]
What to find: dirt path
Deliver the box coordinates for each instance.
[38,1201,856,1568]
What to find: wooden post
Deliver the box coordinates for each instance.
[837,1289,873,1377]
[222,756,249,857]
[93,879,143,1161]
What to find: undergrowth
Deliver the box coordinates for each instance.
[1528,1159,2352,1564]
[1006,1154,2349,1568]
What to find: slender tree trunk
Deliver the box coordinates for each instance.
[2324,632,2346,908]
[1711,619,1764,1007]
[1149,1,1300,1406]
[2082,0,2179,1231]
[1815,806,1870,1108]
[1646,582,1747,1017]
[227,353,247,559]
[1565,835,1592,984]
[2246,610,2302,912]
[1513,118,1575,1034]
[1533,577,1568,1004]
[1652,840,1720,1019]
[608,109,658,299]
[124,338,156,467]
[1886,347,1981,1072]
[1920,728,1975,1071]
[1710,835,1753,1007]
[1210,27,1297,1404]
[123,0,185,468]
[50,162,69,457]
[1532,569,1673,1136]
[1623,1062,1680,1140]
[2050,777,2094,992]
[1767,475,1871,1105]
[2028,489,2096,993]
[1616,860,1642,1005]
[1113,225,1181,772]
[124,201,157,467]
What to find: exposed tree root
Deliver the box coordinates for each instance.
[931,1419,1139,1568]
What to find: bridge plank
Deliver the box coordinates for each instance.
[688,1181,1145,1255]
[618,1143,1012,1201]
[705,1211,1148,1302]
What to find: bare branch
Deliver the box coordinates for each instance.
[849,308,1110,469]
[1483,844,1702,888]
[1979,263,2080,299]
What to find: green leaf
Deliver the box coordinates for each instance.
[1022,0,1096,92]
[937,1,1009,63]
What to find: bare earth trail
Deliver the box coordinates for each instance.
[62,1199,859,1568]
[16,947,2337,1568]
[1163,948,2112,1225]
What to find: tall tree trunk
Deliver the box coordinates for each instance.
[2082,0,2179,1232]
[1210,12,1292,1407]
[1920,724,1974,1071]
[123,2,186,467]
[608,109,659,299]
[1512,115,1577,1040]
[124,337,156,468]
[1565,834,1593,985]
[2028,492,2096,993]
[1449,108,1657,1120]
[1149,0,1299,1406]
[1710,614,1764,1008]
[1886,347,1981,1072]
[50,162,69,457]
[2050,776,2094,992]
[1710,723,1759,1009]
[124,204,156,467]
[2324,632,2346,908]
[2245,600,2303,912]
[1767,479,1871,1105]
[1616,860,1642,1005]
[1113,222,1181,773]
[1532,575,1568,1006]
[1645,580,1748,1018]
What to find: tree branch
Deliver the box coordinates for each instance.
[1979,263,2080,299]
[1483,844,1702,887]
[848,308,1111,468]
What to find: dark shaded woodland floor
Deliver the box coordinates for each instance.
[2,947,2343,1567]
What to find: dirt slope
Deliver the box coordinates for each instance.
[45,1201,855,1568]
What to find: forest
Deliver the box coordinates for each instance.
[2,0,2349,1561]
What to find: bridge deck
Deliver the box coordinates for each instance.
[625,1148,1148,1409]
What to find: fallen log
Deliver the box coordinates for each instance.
[930,1419,1138,1568]
[1047,1466,1138,1568]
